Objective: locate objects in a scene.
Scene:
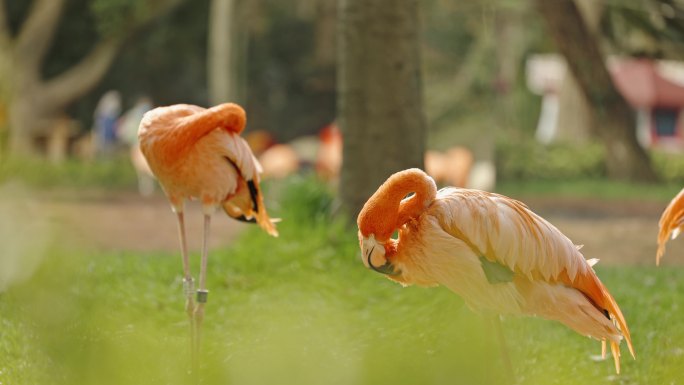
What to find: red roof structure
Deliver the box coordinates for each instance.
[611,59,684,108]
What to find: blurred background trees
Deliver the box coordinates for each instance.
[535,0,657,181]
[0,0,184,154]
[4,0,684,203]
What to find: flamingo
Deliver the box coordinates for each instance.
[656,187,684,265]
[138,102,278,366]
[357,168,634,373]
[259,143,301,179]
[316,123,343,181]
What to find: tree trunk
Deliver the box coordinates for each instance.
[208,0,247,105]
[553,0,602,144]
[555,74,592,144]
[535,0,657,182]
[338,0,427,218]
[314,0,336,68]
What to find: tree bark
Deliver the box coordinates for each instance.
[15,0,65,72]
[314,0,336,68]
[338,0,427,218]
[208,0,246,105]
[553,0,602,144]
[535,0,657,182]
[41,39,122,110]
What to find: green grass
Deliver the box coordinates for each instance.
[0,155,138,190]
[497,178,683,202]
[1,153,682,202]
[1,177,684,385]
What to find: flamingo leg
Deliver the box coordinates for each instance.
[175,211,196,369]
[490,315,515,384]
[193,214,211,369]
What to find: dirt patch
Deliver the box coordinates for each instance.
[34,189,250,254]
[524,196,682,266]
[14,188,684,265]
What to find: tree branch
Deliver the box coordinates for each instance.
[39,0,186,112]
[40,39,121,112]
[15,0,66,71]
[0,0,9,42]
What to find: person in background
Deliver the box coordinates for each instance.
[93,90,122,157]
[118,96,155,196]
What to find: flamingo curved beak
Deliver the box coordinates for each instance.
[360,234,400,276]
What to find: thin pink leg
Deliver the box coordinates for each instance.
[175,211,196,369]
[198,213,211,294]
[193,214,211,368]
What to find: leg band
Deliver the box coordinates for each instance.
[196,289,209,303]
[183,277,195,296]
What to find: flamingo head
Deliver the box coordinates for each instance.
[357,168,436,276]
[358,232,399,276]
[357,179,401,276]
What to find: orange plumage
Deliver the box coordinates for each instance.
[139,103,277,236]
[316,123,343,181]
[138,103,278,362]
[656,187,684,265]
[357,168,634,373]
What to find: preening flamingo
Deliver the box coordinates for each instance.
[138,103,278,365]
[656,187,684,264]
[357,168,634,373]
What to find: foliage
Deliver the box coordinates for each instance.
[90,0,151,38]
[496,140,606,181]
[496,137,684,186]
[603,0,684,58]
[1,177,683,384]
[269,174,337,225]
[651,150,684,183]
[497,178,682,203]
[0,155,138,190]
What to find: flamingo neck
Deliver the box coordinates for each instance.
[395,176,436,227]
[358,168,437,242]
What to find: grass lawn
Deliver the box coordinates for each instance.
[1,177,683,385]
[497,179,683,203]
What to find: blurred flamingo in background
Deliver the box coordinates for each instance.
[244,129,276,156]
[138,103,278,366]
[425,147,473,188]
[656,187,684,264]
[357,168,634,373]
[259,143,301,179]
[244,122,342,181]
[425,146,496,191]
[245,130,301,179]
[316,123,342,181]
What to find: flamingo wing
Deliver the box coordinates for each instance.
[218,134,278,237]
[657,187,684,264]
[432,188,584,280]
[430,188,633,357]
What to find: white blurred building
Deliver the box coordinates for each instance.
[527,54,684,151]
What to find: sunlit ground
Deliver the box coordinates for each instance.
[1,175,684,385]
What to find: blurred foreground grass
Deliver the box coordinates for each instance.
[1,176,684,385]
